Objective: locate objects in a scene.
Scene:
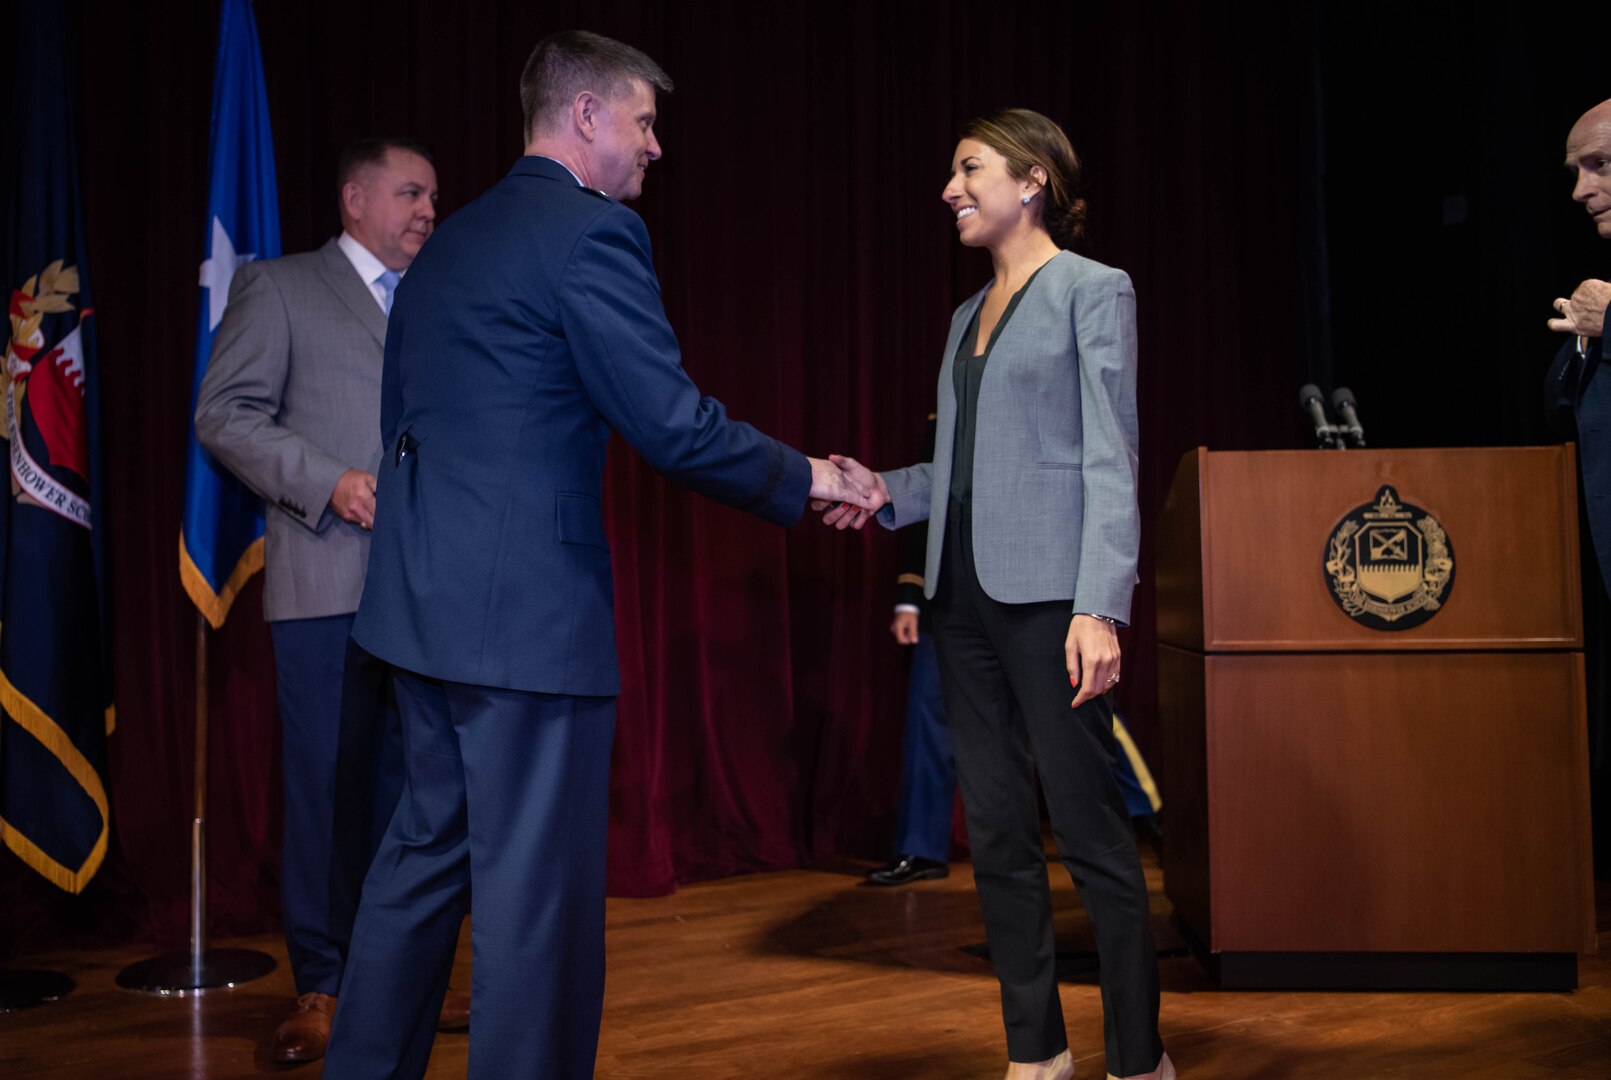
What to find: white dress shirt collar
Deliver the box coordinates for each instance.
[337,232,396,312]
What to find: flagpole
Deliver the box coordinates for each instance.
[115,613,274,994]
[190,609,210,978]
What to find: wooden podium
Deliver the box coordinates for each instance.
[1156,447,1596,990]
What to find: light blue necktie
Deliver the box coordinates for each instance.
[376,269,401,314]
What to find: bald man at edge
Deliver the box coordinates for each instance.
[1548,98,1611,598]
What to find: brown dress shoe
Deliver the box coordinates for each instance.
[272,991,336,1062]
[437,988,470,1031]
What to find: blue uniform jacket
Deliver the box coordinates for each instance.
[353,156,810,695]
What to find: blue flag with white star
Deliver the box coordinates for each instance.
[0,0,113,892]
[180,0,280,627]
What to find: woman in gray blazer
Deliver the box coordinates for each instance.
[827,110,1172,1080]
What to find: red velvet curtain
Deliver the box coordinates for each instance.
[1,1,1313,952]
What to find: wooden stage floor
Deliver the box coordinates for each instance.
[4,849,1610,1078]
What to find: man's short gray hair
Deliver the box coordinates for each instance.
[520,31,673,141]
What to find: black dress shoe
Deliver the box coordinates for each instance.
[866,854,948,886]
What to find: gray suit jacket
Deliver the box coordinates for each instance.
[877,250,1140,623]
[194,238,386,622]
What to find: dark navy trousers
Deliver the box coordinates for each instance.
[268,613,403,995]
[324,671,617,1080]
[891,633,956,863]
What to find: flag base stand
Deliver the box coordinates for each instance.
[114,615,279,998]
[0,969,75,1012]
[115,947,274,995]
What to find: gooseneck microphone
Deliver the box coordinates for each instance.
[1299,383,1343,449]
[1331,386,1366,447]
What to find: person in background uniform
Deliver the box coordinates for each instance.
[868,414,953,886]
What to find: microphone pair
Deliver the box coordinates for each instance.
[1298,384,1366,449]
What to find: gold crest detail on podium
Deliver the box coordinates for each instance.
[1323,485,1455,631]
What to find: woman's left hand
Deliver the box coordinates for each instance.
[1066,614,1120,710]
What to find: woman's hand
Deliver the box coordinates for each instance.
[1066,614,1120,710]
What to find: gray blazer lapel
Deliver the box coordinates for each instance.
[315,238,388,347]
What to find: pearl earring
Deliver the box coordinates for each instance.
[1021,194,1032,205]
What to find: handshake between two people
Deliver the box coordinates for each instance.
[806,454,890,529]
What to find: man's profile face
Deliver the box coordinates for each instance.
[1567,107,1611,239]
[591,78,661,201]
[344,149,440,270]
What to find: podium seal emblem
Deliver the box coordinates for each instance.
[1323,485,1454,630]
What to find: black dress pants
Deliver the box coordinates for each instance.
[930,503,1162,1075]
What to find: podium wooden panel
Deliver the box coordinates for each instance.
[1157,447,1595,990]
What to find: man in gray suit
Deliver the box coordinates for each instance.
[195,137,465,1061]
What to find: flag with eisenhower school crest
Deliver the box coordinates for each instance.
[0,2,114,893]
[180,0,281,628]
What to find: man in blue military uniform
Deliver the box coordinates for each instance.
[323,31,874,1080]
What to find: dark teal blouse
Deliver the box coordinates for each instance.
[948,264,1049,509]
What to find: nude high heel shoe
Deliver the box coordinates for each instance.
[1107,1051,1175,1080]
[1005,1048,1075,1080]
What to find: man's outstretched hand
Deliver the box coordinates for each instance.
[808,454,890,530]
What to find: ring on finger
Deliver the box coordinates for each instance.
[1105,672,1120,685]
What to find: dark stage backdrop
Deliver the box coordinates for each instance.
[2,1,1603,953]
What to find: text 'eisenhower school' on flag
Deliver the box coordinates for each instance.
[0,2,114,894]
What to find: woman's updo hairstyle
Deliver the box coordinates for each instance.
[960,108,1087,249]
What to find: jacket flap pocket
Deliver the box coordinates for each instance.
[556,492,609,550]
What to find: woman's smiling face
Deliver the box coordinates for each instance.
[941,138,1036,249]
